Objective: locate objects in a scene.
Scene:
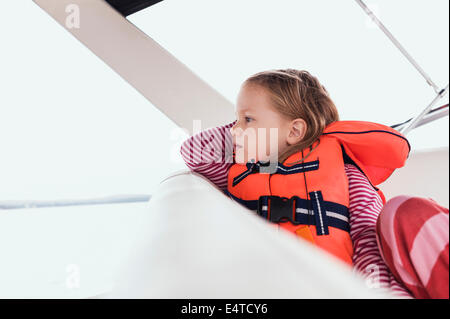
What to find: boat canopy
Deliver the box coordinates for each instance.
[106,0,163,16]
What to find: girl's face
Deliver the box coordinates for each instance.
[230,84,293,164]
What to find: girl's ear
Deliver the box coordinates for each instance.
[287,118,307,145]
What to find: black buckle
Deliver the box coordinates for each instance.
[258,196,296,223]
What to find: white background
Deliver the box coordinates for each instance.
[0,0,448,201]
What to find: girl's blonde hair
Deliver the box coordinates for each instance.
[242,69,340,163]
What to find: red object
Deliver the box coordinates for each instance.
[376,196,449,299]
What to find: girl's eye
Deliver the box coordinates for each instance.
[245,116,253,123]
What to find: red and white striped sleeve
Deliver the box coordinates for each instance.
[345,163,412,298]
[180,121,236,191]
[179,123,412,298]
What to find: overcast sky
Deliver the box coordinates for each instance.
[0,0,448,201]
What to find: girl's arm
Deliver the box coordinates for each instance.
[345,163,412,298]
[180,121,236,191]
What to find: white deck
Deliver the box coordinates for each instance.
[0,202,149,298]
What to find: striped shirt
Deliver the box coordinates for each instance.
[180,121,412,298]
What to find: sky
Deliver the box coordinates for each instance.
[0,0,448,201]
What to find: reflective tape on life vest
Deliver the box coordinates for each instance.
[310,191,329,236]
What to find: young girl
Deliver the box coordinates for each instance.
[180,69,448,298]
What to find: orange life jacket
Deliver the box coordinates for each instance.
[226,121,410,265]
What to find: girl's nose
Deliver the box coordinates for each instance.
[230,118,244,139]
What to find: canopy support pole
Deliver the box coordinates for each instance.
[400,85,449,135]
[392,104,449,132]
[355,0,442,94]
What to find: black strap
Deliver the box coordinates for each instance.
[225,191,350,234]
[232,160,319,187]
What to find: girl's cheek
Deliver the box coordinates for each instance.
[235,148,245,164]
[235,146,253,164]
